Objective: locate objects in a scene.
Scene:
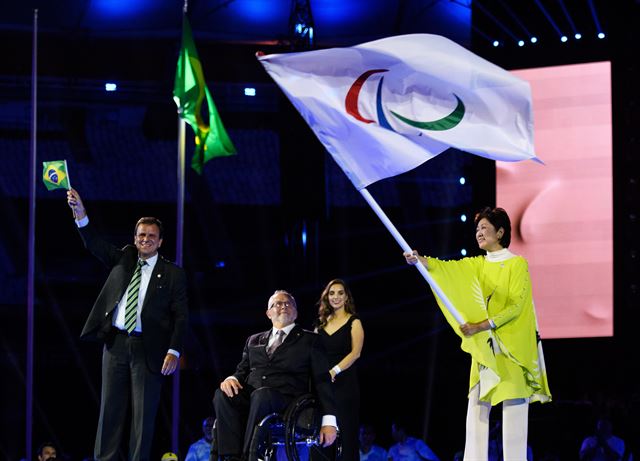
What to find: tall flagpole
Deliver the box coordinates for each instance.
[26,8,38,461]
[358,188,465,324]
[174,118,186,451]
[172,0,188,451]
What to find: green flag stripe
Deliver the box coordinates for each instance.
[173,16,236,174]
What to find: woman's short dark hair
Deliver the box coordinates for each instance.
[474,207,511,248]
[134,217,164,239]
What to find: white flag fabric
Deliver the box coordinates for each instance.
[258,34,539,190]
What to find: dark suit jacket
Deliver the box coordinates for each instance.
[78,222,188,374]
[233,325,337,416]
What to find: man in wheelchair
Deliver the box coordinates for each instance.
[214,290,338,461]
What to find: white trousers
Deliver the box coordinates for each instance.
[463,385,529,461]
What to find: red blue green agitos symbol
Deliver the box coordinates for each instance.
[345,69,465,131]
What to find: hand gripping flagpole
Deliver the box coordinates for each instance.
[358,188,465,325]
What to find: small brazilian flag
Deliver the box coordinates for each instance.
[42,160,71,191]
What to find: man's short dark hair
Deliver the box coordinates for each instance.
[135,217,164,239]
[37,441,57,456]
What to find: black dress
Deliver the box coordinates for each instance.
[318,315,360,461]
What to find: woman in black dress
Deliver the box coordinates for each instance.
[315,279,365,461]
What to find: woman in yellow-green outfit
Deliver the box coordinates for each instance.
[404,207,551,461]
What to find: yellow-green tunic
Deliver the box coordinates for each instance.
[426,252,551,406]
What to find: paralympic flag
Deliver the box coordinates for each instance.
[258,34,539,190]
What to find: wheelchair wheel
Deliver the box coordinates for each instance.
[283,394,342,461]
[249,412,283,461]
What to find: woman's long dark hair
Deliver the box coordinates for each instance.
[316,279,356,328]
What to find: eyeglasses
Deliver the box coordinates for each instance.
[269,300,293,309]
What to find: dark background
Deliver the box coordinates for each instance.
[1,1,639,460]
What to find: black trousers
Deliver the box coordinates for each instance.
[95,333,164,461]
[213,386,292,459]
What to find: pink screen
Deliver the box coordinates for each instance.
[497,62,612,339]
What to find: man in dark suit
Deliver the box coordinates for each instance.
[214,290,337,461]
[67,188,188,461]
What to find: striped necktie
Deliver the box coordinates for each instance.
[266,330,285,357]
[124,260,146,334]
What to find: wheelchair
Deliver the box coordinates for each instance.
[212,393,342,461]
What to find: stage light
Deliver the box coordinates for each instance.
[92,0,152,17]
[235,0,282,23]
[472,24,496,47]
[534,0,565,43]
[518,40,525,47]
[289,0,314,50]
[461,214,467,222]
[475,0,519,44]
[461,249,467,256]
[215,261,225,268]
[587,0,604,42]
[561,36,568,42]
[293,22,313,46]
[293,22,314,44]
[105,83,117,92]
[301,223,307,248]
[494,0,532,48]
[558,0,579,42]
[530,37,538,43]
[244,87,256,97]
[459,177,466,185]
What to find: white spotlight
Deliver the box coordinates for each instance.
[561,36,568,42]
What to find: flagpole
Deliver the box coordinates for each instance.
[176,121,186,269]
[172,0,189,451]
[173,115,186,452]
[26,8,38,461]
[358,188,465,324]
[64,159,72,189]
